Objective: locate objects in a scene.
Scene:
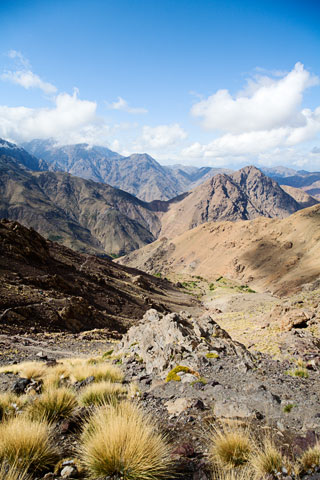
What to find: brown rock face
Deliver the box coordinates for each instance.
[0,219,198,333]
[160,166,301,238]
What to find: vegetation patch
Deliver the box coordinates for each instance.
[0,417,59,473]
[79,381,127,406]
[166,365,198,382]
[80,401,174,479]
[206,352,220,359]
[27,387,78,424]
[209,424,252,468]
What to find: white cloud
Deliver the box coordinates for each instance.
[2,70,57,94]
[2,50,57,94]
[0,89,111,145]
[139,123,187,149]
[183,63,320,169]
[108,96,148,114]
[191,62,319,134]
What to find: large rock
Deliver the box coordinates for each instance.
[118,309,254,376]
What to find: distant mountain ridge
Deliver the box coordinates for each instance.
[22,139,222,201]
[0,138,317,258]
[0,144,163,256]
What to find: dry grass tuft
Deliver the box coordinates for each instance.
[299,443,320,472]
[0,361,47,380]
[0,416,59,472]
[250,438,285,478]
[0,461,31,480]
[80,401,174,479]
[211,465,255,480]
[60,358,124,383]
[42,364,70,389]
[27,387,78,423]
[209,424,252,468]
[79,381,127,406]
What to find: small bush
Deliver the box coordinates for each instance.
[250,439,284,477]
[28,387,78,423]
[80,401,174,479]
[299,443,320,472]
[0,417,58,472]
[283,403,295,413]
[79,381,127,406]
[209,425,252,468]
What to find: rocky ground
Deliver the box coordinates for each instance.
[0,306,319,479]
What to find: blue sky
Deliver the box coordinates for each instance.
[0,0,320,170]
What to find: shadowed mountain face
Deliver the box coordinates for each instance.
[119,204,320,297]
[0,139,49,171]
[0,219,198,333]
[0,151,162,256]
[159,166,302,238]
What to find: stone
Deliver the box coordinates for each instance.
[165,397,193,415]
[61,465,77,478]
[12,377,31,395]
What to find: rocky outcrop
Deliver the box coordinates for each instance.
[159,166,301,238]
[118,309,254,376]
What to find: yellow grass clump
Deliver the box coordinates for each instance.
[0,416,59,472]
[79,381,127,406]
[60,358,124,383]
[299,443,320,472]
[0,461,31,480]
[0,361,47,380]
[27,387,78,423]
[42,364,70,389]
[80,401,174,479]
[209,424,253,468]
[211,465,255,480]
[250,439,285,478]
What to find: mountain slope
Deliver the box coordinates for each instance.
[22,140,183,201]
[0,148,161,255]
[119,204,320,296]
[0,139,49,171]
[280,185,319,209]
[263,166,320,200]
[159,166,301,238]
[0,219,198,333]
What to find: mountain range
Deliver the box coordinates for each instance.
[1,138,319,257]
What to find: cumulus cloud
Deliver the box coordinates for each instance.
[0,89,111,145]
[183,63,320,168]
[108,96,148,114]
[139,123,187,149]
[2,50,57,94]
[191,63,319,134]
